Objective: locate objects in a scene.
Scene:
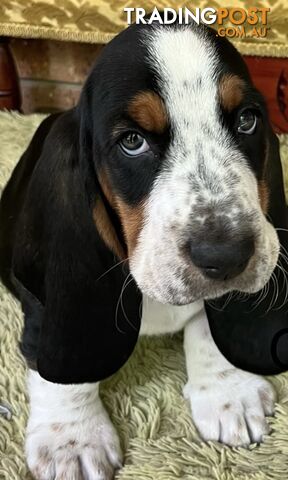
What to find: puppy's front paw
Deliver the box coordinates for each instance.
[26,411,122,480]
[184,371,276,447]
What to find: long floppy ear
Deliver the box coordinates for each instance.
[205,125,288,375]
[12,108,142,384]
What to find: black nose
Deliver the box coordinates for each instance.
[190,237,255,280]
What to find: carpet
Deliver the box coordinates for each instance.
[1,111,288,480]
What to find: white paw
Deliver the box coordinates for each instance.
[26,410,122,480]
[184,370,276,447]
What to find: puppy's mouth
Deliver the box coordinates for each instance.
[131,221,280,307]
[149,262,276,307]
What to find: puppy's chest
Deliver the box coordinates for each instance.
[140,295,204,336]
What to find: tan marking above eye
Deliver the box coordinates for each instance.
[128,91,168,134]
[219,74,245,112]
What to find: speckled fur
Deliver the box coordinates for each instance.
[131,27,279,304]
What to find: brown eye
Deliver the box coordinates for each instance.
[237,109,257,135]
[120,132,150,156]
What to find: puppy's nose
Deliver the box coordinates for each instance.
[190,237,255,280]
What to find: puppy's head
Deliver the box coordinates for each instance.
[81,22,280,305]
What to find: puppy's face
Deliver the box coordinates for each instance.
[88,23,279,305]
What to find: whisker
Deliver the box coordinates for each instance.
[138,299,143,320]
[120,276,137,330]
[235,291,249,302]
[280,246,288,260]
[266,271,278,313]
[222,291,233,309]
[251,282,268,310]
[206,298,225,312]
[115,274,131,334]
[273,259,288,310]
[206,290,236,312]
[276,263,287,295]
[115,273,137,333]
[280,247,288,265]
[96,258,129,282]
[279,250,288,263]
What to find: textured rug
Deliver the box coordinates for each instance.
[1,111,288,480]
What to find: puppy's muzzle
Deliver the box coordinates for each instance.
[190,235,255,281]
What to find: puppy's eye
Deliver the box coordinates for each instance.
[120,132,150,156]
[237,109,257,135]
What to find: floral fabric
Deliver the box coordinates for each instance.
[0,0,286,57]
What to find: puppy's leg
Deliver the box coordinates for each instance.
[26,370,122,480]
[183,308,276,446]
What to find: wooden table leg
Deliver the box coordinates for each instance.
[0,37,21,111]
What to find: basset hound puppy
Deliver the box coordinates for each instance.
[0,20,282,480]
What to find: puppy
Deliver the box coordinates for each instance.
[0,21,279,480]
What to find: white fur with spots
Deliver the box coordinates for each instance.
[183,306,275,446]
[130,26,279,305]
[26,370,122,480]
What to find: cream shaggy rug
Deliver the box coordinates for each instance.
[1,111,288,480]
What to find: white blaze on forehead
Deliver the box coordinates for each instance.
[147,27,219,131]
[148,27,216,84]
[146,25,237,186]
[145,26,258,199]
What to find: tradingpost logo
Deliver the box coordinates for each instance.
[124,7,270,39]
